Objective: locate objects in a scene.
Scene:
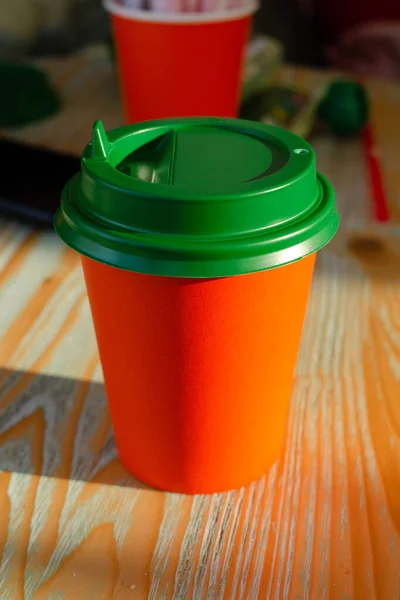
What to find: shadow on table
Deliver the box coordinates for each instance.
[0,367,152,491]
[327,226,400,282]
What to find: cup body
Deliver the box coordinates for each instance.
[106,1,256,122]
[81,253,315,494]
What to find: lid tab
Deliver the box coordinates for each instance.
[91,120,110,160]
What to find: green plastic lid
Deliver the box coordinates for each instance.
[0,63,61,128]
[55,117,339,278]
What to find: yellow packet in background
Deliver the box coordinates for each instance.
[241,83,328,139]
[242,36,330,138]
[242,36,284,100]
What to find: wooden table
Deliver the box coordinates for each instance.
[1,46,400,599]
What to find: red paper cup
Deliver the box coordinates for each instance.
[55,118,338,494]
[81,253,315,494]
[104,0,258,122]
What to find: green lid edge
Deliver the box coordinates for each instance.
[55,172,339,278]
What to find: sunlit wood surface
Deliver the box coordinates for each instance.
[0,47,399,599]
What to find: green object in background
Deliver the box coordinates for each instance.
[317,80,369,136]
[55,118,339,278]
[0,62,61,128]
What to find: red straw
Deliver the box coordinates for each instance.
[362,124,390,223]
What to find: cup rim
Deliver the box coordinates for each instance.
[104,0,259,23]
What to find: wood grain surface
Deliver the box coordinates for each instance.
[0,47,400,599]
